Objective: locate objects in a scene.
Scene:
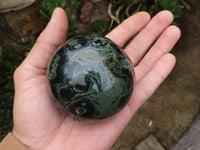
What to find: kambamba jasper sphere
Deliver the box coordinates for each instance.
[48,35,134,119]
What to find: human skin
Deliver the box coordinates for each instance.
[12,8,181,150]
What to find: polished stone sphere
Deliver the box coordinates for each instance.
[48,35,134,119]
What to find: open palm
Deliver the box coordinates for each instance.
[12,8,180,150]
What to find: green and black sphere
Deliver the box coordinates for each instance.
[48,35,134,119]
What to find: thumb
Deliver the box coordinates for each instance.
[22,7,68,72]
[12,9,69,146]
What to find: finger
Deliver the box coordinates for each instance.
[125,10,174,65]
[135,25,181,81]
[106,12,150,47]
[128,53,176,113]
[23,7,68,71]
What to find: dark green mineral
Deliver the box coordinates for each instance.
[48,35,134,119]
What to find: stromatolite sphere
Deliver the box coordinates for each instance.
[48,35,134,119]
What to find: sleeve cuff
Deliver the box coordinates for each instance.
[0,132,28,150]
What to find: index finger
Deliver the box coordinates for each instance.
[106,12,150,47]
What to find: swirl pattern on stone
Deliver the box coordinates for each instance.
[48,35,134,119]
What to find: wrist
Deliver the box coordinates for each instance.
[12,126,27,148]
[0,132,28,150]
[12,127,23,144]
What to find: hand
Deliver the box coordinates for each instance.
[12,8,180,150]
